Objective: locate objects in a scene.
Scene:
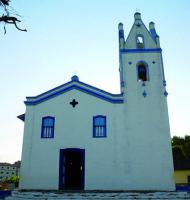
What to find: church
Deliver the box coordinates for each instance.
[18,12,175,191]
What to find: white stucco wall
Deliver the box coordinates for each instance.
[20,89,126,190]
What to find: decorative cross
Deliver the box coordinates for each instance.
[70,99,78,108]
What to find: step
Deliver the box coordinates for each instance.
[5,191,190,200]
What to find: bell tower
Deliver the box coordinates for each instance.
[118,13,175,190]
[119,12,166,93]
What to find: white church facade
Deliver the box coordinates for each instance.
[18,13,175,191]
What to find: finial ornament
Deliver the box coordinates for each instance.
[134,12,141,20]
[149,22,155,29]
[118,23,123,30]
[71,75,79,82]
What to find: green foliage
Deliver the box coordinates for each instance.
[8,176,19,183]
[1,176,19,188]
[172,145,186,160]
[172,136,185,146]
[172,135,190,169]
[5,176,19,184]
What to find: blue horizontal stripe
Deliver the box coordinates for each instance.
[26,80,122,99]
[120,48,162,53]
[25,85,124,105]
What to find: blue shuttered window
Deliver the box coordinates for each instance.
[41,116,55,138]
[93,116,106,138]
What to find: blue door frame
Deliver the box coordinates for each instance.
[59,148,85,190]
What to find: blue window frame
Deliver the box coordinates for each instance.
[93,115,106,138]
[41,116,55,138]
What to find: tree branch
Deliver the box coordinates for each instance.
[0,0,10,6]
[0,15,27,32]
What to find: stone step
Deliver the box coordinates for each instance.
[5,191,190,200]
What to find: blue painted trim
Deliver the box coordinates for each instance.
[142,90,147,97]
[59,150,64,190]
[93,115,107,138]
[77,81,123,97]
[150,28,158,41]
[25,85,124,105]
[119,50,125,90]
[160,52,167,86]
[41,116,55,138]
[120,48,162,53]
[26,80,122,99]
[59,148,85,190]
[163,80,166,86]
[136,34,145,49]
[164,91,168,97]
[119,29,124,39]
[136,61,150,81]
[26,81,73,99]
[0,191,11,198]
[176,185,190,191]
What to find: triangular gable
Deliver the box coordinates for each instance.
[25,76,124,105]
[125,13,157,49]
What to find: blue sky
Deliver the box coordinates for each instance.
[0,0,190,163]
